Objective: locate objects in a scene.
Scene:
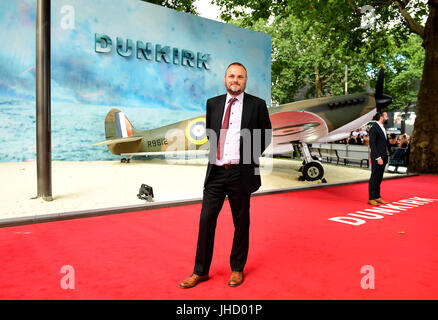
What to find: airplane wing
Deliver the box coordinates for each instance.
[271,111,328,144]
[93,136,143,146]
[269,111,328,153]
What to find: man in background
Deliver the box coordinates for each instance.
[368,111,391,206]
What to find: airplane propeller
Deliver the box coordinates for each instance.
[375,66,392,112]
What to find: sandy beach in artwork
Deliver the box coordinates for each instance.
[0,157,399,222]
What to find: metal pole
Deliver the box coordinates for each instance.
[36,0,52,201]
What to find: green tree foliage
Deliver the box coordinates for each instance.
[232,15,374,104]
[213,0,428,101]
[385,34,425,111]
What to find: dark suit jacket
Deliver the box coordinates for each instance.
[369,122,391,162]
[204,92,272,194]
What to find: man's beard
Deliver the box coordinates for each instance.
[383,119,388,125]
[226,83,245,95]
[228,88,242,95]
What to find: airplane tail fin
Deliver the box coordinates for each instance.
[104,108,135,140]
[374,66,392,112]
[93,109,143,155]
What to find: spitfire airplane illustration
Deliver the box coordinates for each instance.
[94,67,392,181]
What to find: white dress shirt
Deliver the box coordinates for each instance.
[377,121,387,139]
[375,121,387,160]
[215,92,244,166]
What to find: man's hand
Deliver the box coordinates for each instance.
[377,158,384,165]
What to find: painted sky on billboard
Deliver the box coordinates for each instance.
[0,0,271,161]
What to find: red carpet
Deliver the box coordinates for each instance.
[0,175,437,300]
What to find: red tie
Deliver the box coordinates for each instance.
[217,97,237,160]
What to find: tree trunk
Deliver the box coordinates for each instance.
[409,1,438,173]
[315,65,322,98]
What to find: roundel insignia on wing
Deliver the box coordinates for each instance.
[185,117,208,145]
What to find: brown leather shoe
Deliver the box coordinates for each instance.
[375,198,389,204]
[368,200,381,206]
[179,274,209,289]
[228,271,244,287]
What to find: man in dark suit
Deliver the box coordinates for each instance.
[368,111,391,206]
[179,62,272,288]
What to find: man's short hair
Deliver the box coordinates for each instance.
[373,111,386,121]
[225,62,247,76]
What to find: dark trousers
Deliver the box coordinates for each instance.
[193,165,251,276]
[368,158,387,200]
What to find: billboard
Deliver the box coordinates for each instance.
[0,0,271,161]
